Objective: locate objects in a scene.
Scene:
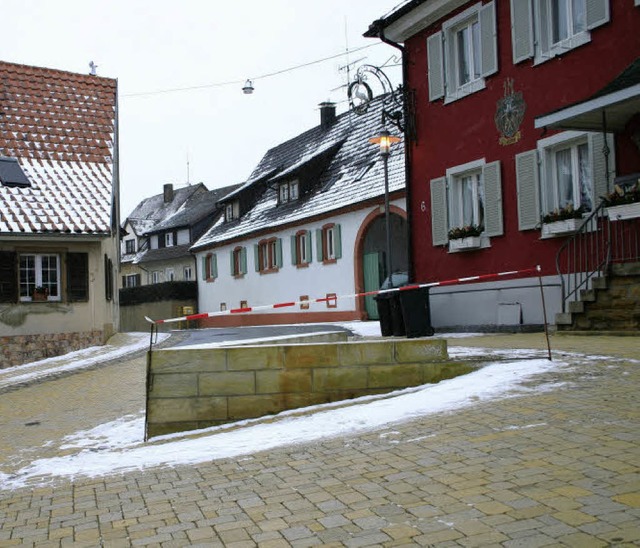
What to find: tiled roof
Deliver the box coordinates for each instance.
[0,60,116,235]
[192,95,405,251]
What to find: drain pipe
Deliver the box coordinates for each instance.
[369,21,416,284]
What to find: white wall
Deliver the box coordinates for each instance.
[196,200,405,316]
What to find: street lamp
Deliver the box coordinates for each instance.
[370,129,401,286]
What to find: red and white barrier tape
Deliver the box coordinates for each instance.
[145,266,541,325]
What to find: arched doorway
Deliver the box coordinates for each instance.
[360,210,408,319]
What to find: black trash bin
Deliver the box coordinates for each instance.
[398,287,434,338]
[374,291,406,337]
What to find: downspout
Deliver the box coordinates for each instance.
[371,22,416,284]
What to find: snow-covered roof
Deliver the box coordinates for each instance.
[192,96,405,251]
[0,60,116,235]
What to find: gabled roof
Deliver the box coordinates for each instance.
[192,95,405,251]
[0,60,116,235]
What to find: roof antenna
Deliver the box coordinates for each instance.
[186,151,190,185]
[89,61,98,76]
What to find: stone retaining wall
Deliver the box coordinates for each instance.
[146,338,473,438]
[0,330,104,369]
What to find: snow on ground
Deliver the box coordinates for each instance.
[0,332,170,390]
[0,352,562,490]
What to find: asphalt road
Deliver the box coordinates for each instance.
[168,323,355,347]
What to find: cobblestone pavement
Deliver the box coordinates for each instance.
[0,333,639,547]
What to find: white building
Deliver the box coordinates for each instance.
[191,98,407,326]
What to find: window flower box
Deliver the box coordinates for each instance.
[32,287,49,301]
[541,218,581,237]
[448,236,482,252]
[606,202,640,221]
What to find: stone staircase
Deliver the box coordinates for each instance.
[556,262,640,331]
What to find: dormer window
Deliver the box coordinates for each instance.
[0,157,30,188]
[225,200,240,222]
[165,232,174,247]
[278,180,299,204]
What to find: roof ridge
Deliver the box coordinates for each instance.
[0,59,116,85]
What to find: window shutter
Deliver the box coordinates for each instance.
[515,149,541,230]
[104,254,113,301]
[316,229,324,261]
[230,250,235,276]
[276,238,283,268]
[202,256,207,279]
[121,275,126,287]
[589,132,616,205]
[334,225,342,259]
[211,253,218,279]
[430,177,448,246]
[290,235,297,265]
[158,234,165,249]
[586,0,610,29]
[305,232,313,263]
[135,274,141,286]
[511,0,534,63]
[0,251,17,303]
[535,0,551,59]
[479,1,498,77]
[483,161,504,237]
[427,31,445,101]
[241,247,248,275]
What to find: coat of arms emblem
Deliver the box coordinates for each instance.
[495,78,526,146]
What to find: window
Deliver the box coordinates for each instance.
[256,238,282,272]
[316,223,342,262]
[151,271,161,284]
[202,253,217,281]
[427,2,497,103]
[184,266,193,281]
[0,156,30,188]
[291,230,312,266]
[510,0,610,64]
[224,200,240,222]
[123,274,140,288]
[230,246,247,277]
[515,132,615,230]
[166,268,175,281]
[300,295,310,310]
[19,253,61,301]
[278,180,300,204]
[125,239,136,254]
[165,233,174,247]
[220,303,227,311]
[430,160,503,246]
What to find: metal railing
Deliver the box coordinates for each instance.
[556,201,640,312]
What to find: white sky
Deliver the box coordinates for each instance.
[3,0,406,217]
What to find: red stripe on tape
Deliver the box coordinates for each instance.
[273,302,296,309]
[230,307,253,314]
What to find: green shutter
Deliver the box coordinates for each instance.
[479,1,498,77]
[586,0,610,30]
[0,251,18,303]
[305,231,313,263]
[334,225,342,259]
[201,256,207,280]
[316,229,324,262]
[511,0,534,63]
[212,253,218,279]
[230,250,235,276]
[590,132,616,205]
[254,244,260,272]
[483,161,503,237]
[290,235,297,265]
[515,149,541,230]
[430,177,448,246]
[276,238,283,268]
[427,31,444,101]
[241,247,248,274]
[536,0,551,58]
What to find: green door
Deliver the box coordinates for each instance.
[364,252,381,320]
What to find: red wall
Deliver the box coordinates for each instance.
[405,0,640,283]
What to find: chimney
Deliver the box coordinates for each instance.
[319,102,336,130]
[163,183,174,203]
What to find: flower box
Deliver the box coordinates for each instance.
[606,202,640,221]
[449,236,481,252]
[541,218,581,238]
[32,291,48,302]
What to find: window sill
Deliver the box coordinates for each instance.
[534,31,590,65]
[295,262,310,269]
[233,273,245,279]
[444,78,486,105]
[322,258,338,265]
[205,277,217,283]
[259,267,280,275]
[448,235,491,253]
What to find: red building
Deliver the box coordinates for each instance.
[367,0,640,330]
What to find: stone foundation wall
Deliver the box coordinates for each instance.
[0,330,104,369]
[146,338,473,438]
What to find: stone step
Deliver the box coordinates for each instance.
[579,289,597,302]
[592,276,608,290]
[568,300,585,314]
[555,312,573,326]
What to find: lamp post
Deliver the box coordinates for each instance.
[370,129,401,286]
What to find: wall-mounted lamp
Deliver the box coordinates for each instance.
[242,79,254,94]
